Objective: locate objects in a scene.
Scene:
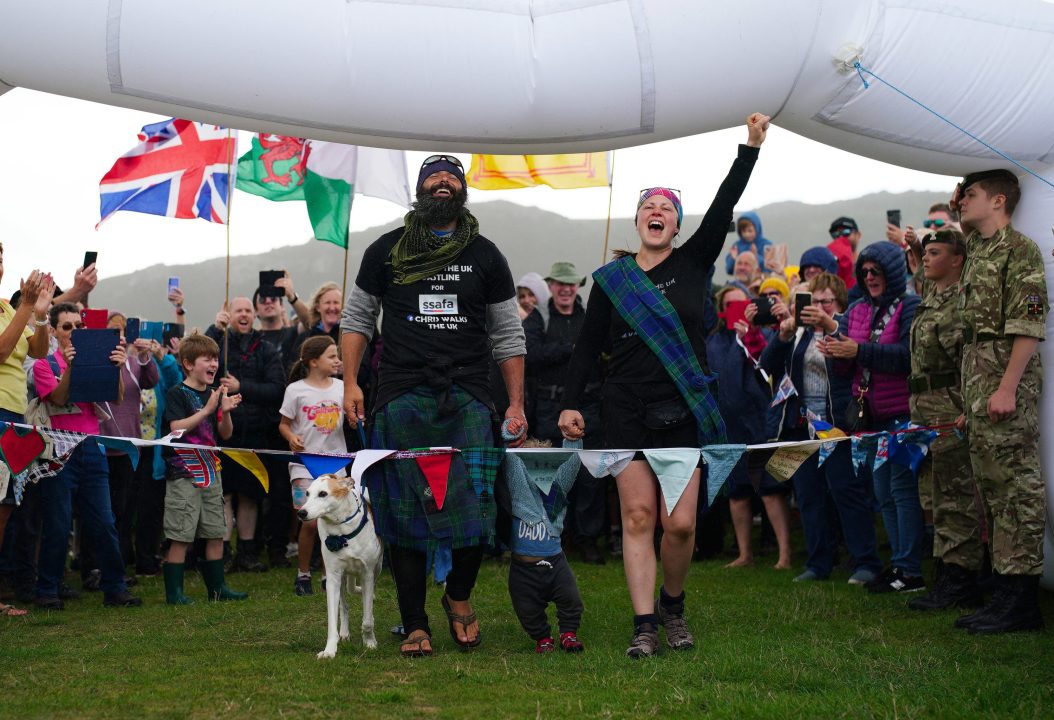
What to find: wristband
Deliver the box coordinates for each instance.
[33,318,49,327]
[289,293,299,304]
[175,307,186,316]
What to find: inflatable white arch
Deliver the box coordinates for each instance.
[2,0,1053,585]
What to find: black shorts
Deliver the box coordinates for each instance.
[726,451,790,500]
[221,457,268,501]
[600,382,699,452]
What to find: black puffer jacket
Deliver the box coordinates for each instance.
[205,326,286,448]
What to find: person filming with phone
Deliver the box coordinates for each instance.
[820,242,923,595]
[760,272,883,586]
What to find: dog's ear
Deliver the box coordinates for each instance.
[326,474,350,498]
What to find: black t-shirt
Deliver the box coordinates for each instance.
[162,383,221,478]
[259,326,298,371]
[562,144,759,409]
[356,228,515,407]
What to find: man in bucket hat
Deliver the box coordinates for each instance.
[524,261,608,564]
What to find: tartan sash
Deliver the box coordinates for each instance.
[593,256,726,444]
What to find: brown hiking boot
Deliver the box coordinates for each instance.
[626,623,659,659]
[655,597,695,650]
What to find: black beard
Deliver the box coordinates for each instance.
[413,185,468,228]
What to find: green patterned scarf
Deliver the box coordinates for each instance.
[389,210,480,285]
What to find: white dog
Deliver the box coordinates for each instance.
[297,474,383,659]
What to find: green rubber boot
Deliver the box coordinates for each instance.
[199,559,248,601]
[163,563,194,605]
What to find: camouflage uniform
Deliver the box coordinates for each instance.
[958,224,1048,576]
[909,278,982,569]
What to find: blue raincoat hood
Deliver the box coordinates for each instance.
[855,241,908,306]
[799,246,838,275]
[737,211,765,243]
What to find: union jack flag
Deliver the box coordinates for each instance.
[174,448,222,489]
[98,119,237,226]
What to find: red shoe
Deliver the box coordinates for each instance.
[535,637,555,654]
[560,631,584,653]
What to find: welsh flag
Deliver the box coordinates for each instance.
[235,135,411,247]
[304,142,412,247]
[235,135,309,202]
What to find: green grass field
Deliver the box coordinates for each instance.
[2,553,1052,719]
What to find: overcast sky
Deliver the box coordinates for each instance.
[0,88,956,296]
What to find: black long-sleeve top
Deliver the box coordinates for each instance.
[561,144,759,410]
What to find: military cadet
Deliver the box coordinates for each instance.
[952,169,1047,634]
[903,227,984,612]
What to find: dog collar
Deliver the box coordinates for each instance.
[324,511,370,552]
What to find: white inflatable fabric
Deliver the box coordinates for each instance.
[1,0,1053,586]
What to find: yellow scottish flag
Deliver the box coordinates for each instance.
[467,153,610,190]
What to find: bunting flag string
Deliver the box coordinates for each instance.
[0,421,958,508]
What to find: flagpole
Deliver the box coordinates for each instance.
[223,127,234,376]
[341,228,350,306]
[601,151,616,264]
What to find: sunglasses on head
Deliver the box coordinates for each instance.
[862,266,884,278]
[923,218,948,229]
[60,322,85,331]
[638,187,682,202]
[421,154,464,170]
[830,227,853,238]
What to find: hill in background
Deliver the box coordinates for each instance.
[93,190,944,327]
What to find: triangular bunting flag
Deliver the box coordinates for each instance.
[296,452,353,479]
[764,442,822,482]
[96,438,141,470]
[462,447,504,497]
[351,449,396,486]
[14,470,30,506]
[817,441,836,467]
[0,424,47,476]
[513,452,572,495]
[872,432,891,471]
[174,448,221,488]
[850,435,868,472]
[38,428,87,460]
[415,453,453,510]
[222,449,269,492]
[643,449,700,514]
[578,450,634,479]
[701,444,748,507]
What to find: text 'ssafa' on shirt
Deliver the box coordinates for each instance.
[356,229,515,406]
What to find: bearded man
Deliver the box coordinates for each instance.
[340,155,526,657]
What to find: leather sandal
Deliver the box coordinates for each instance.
[441,594,482,648]
[0,603,28,617]
[400,630,433,658]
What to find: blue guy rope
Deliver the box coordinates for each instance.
[853,61,1054,191]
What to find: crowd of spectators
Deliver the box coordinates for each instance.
[0,165,1044,641]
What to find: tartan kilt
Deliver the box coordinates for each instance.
[367,384,498,552]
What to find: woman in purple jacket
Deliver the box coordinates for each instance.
[821,241,924,594]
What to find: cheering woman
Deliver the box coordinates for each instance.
[559,113,769,658]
